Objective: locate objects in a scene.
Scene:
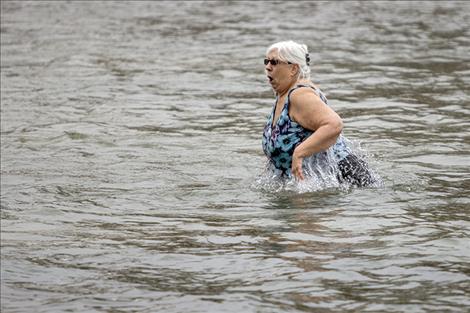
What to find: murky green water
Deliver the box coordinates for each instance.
[1,1,469,312]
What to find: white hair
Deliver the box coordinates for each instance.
[266,40,311,80]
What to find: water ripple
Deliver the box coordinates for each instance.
[2,1,469,312]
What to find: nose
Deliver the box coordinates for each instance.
[265,62,272,71]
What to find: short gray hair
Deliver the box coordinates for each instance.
[266,40,311,80]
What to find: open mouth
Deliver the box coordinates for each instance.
[267,75,273,82]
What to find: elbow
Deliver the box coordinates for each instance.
[332,117,343,138]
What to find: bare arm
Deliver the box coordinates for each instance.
[289,88,343,180]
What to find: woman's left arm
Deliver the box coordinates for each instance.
[289,88,343,180]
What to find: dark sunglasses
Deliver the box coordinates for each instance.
[264,58,292,66]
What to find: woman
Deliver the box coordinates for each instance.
[262,40,374,187]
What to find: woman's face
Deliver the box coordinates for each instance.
[265,49,296,94]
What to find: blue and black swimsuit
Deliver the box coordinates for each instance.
[262,84,373,186]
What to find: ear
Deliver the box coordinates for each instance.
[291,64,300,77]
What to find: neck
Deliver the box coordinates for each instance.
[277,79,300,98]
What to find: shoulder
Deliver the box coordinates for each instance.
[289,86,324,111]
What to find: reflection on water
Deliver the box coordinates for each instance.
[1,1,469,312]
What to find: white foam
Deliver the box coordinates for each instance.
[253,139,383,193]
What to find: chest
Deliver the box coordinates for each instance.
[272,96,288,127]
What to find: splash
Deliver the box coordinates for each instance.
[253,138,383,193]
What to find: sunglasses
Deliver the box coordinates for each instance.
[264,58,292,66]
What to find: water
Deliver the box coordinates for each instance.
[1,1,469,312]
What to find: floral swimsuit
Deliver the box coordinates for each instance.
[262,85,351,177]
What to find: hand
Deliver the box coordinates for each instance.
[291,150,305,180]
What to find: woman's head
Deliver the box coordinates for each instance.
[266,40,311,80]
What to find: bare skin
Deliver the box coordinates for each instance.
[265,49,343,180]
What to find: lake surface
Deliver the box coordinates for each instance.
[1,1,469,312]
